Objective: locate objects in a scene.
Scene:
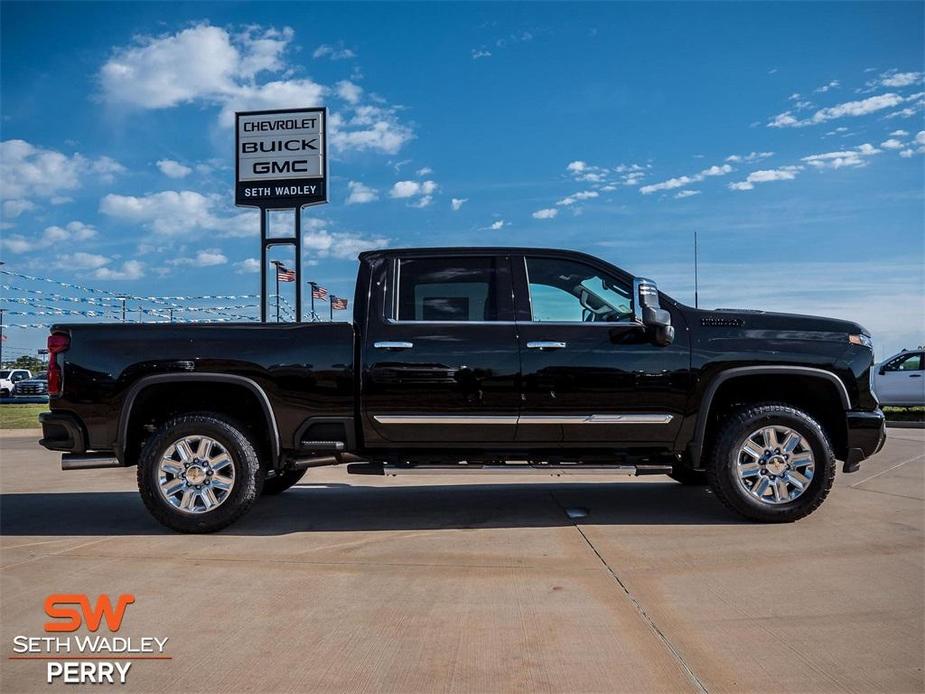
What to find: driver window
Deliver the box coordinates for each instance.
[525,256,632,322]
[886,353,922,371]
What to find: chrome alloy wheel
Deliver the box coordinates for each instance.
[735,425,815,505]
[157,436,235,514]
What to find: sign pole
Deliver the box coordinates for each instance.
[295,207,303,323]
[260,209,268,323]
[329,296,334,321]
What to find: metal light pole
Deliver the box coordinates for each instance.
[694,231,700,309]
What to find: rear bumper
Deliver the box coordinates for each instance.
[39,411,87,453]
[842,408,886,473]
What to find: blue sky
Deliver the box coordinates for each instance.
[1,1,923,358]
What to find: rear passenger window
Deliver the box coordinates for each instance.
[395,257,508,322]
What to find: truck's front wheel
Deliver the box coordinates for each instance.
[707,404,836,522]
[137,414,263,533]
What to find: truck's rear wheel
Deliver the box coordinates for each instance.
[137,414,263,533]
[707,403,836,522]
[262,468,307,495]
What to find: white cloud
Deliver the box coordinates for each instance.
[567,161,588,173]
[898,130,925,157]
[801,143,881,169]
[675,190,700,199]
[486,220,507,230]
[234,258,260,273]
[390,180,422,198]
[814,79,840,93]
[880,138,904,150]
[93,260,145,280]
[471,49,492,60]
[389,179,437,206]
[416,166,433,176]
[99,190,257,237]
[556,190,599,206]
[879,71,923,88]
[532,208,558,219]
[0,139,125,205]
[769,93,906,127]
[0,220,97,254]
[2,199,36,218]
[346,181,379,204]
[58,252,110,270]
[725,151,774,163]
[313,43,356,60]
[640,163,732,194]
[303,229,389,259]
[335,80,363,104]
[890,129,909,137]
[728,166,802,191]
[168,248,228,267]
[450,198,468,211]
[156,159,192,178]
[101,24,411,156]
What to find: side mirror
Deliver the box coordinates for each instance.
[878,365,886,376]
[633,277,674,346]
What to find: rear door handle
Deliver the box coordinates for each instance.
[526,341,567,350]
[910,374,922,378]
[374,341,414,350]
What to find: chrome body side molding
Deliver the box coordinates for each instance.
[373,414,674,425]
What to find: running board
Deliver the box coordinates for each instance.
[61,453,122,470]
[347,463,672,477]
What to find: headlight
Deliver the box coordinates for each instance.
[849,334,872,348]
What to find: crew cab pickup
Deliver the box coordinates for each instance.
[40,247,886,532]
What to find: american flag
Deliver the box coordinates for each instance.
[311,283,328,301]
[331,296,348,311]
[273,263,295,282]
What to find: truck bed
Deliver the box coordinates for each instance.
[50,321,356,453]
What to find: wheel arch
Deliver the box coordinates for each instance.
[117,374,280,464]
[688,366,850,468]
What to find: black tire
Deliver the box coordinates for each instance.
[137,414,263,533]
[706,403,836,523]
[261,468,307,495]
[669,467,708,485]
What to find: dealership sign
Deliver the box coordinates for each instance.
[235,107,327,208]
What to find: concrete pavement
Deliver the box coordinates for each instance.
[1,429,922,693]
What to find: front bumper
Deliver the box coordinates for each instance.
[843,408,886,473]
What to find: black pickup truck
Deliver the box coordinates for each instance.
[40,247,885,532]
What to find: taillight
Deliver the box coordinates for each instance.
[47,332,70,396]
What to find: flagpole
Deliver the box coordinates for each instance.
[310,282,315,321]
[330,296,334,321]
[276,265,280,323]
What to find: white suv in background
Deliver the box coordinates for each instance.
[871,349,925,406]
[0,369,33,397]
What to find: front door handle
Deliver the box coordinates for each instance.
[526,341,567,350]
[374,341,414,350]
[909,373,922,378]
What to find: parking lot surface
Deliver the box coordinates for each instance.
[1,428,923,693]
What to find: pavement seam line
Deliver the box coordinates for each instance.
[849,453,924,488]
[549,491,709,694]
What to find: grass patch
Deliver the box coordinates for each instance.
[0,404,48,429]
[883,406,925,422]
